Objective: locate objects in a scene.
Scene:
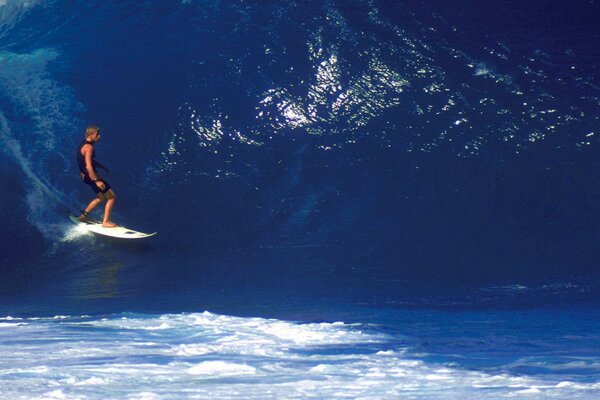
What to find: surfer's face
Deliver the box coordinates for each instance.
[90,131,101,142]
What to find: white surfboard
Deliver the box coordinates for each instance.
[69,215,156,239]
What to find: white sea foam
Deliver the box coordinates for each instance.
[34,390,69,400]
[128,393,160,400]
[0,311,599,399]
[0,322,25,327]
[60,225,94,242]
[188,361,257,376]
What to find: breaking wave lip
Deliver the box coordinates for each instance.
[0,48,83,240]
[1,311,599,399]
[0,0,43,34]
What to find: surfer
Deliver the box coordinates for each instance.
[76,125,117,227]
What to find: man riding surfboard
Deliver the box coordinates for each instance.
[77,125,117,228]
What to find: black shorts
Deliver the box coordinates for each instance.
[83,176,112,195]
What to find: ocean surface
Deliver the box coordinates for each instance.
[1,0,599,398]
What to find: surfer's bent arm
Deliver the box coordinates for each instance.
[83,145,99,181]
[94,160,109,173]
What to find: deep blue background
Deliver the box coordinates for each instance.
[0,0,599,316]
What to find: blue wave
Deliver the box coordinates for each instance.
[0,0,599,314]
[2,1,600,397]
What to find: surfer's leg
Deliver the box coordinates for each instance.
[102,190,117,227]
[79,179,108,221]
[79,195,104,221]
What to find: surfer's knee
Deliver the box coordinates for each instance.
[105,190,116,200]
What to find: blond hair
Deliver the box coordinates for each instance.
[85,125,100,138]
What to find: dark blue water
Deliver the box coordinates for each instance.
[1,1,599,397]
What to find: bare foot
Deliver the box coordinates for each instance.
[102,221,118,228]
[78,214,89,222]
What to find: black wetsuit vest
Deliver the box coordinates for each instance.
[77,140,96,178]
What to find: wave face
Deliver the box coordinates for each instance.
[1,2,600,398]
[0,0,599,311]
